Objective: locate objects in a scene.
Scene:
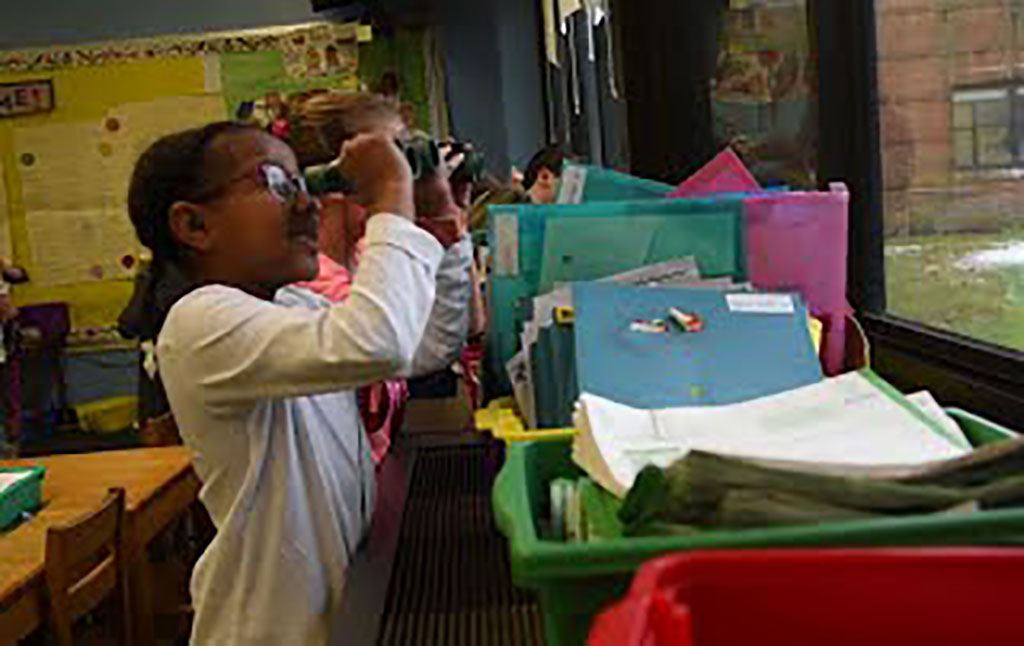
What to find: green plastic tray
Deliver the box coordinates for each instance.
[493,411,1023,646]
[0,466,46,530]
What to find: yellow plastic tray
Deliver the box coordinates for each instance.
[474,401,577,445]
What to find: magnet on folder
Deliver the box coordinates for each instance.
[668,307,705,333]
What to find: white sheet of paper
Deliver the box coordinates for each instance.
[0,471,30,494]
[576,372,971,496]
[102,95,228,200]
[25,208,141,287]
[14,121,110,213]
[907,391,970,448]
[507,351,537,430]
[600,257,701,285]
[519,330,540,429]
[533,287,574,329]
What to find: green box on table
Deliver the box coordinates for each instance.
[0,466,46,530]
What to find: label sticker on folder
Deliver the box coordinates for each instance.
[494,215,520,276]
[556,165,587,204]
[726,293,795,314]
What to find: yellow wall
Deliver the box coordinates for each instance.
[0,57,208,327]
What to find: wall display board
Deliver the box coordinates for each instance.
[0,22,359,327]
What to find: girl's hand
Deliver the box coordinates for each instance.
[339,133,414,221]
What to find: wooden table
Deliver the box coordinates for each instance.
[0,447,200,644]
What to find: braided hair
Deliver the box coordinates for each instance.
[122,121,261,341]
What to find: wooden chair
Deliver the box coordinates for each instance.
[44,487,131,646]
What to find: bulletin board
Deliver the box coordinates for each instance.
[0,22,360,328]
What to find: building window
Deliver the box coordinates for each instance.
[952,88,1014,170]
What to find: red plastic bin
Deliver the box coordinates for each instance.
[589,549,1024,646]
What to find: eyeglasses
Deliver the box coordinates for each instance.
[257,163,309,207]
[198,162,309,206]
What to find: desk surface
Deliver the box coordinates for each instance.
[0,447,194,605]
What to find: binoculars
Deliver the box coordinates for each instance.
[446,141,485,186]
[304,136,484,196]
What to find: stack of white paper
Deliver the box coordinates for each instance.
[573,372,972,498]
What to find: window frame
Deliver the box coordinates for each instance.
[819,1,1024,426]
[605,0,1024,425]
[951,84,1021,172]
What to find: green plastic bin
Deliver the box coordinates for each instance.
[0,466,46,530]
[493,411,1023,646]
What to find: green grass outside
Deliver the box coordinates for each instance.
[885,231,1024,352]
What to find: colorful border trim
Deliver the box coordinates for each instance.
[0,21,358,73]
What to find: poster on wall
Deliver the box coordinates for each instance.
[10,95,229,288]
[0,21,359,141]
[216,22,358,130]
[0,21,359,292]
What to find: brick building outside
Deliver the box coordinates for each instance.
[878,0,1024,237]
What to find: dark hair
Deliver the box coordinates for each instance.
[129,121,260,262]
[523,146,565,190]
[123,121,261,340]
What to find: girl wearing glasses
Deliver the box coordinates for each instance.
[128,121,450,645]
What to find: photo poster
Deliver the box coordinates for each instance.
[713,0,817,188]
[219,23,359,130]
[0,21,360,328]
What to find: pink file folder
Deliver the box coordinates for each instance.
[744,184,851,376]
[669,148,761,197]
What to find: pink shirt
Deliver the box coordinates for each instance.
[297,253,407,465]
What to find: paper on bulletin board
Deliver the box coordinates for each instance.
[101,94,228,200]
[13,121,110,212]
[12,98,221,288]
[0,159,10,259]
[204,53,223,93]
[25,209,141,287]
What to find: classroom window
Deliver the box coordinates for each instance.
[877,0,1024,352]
